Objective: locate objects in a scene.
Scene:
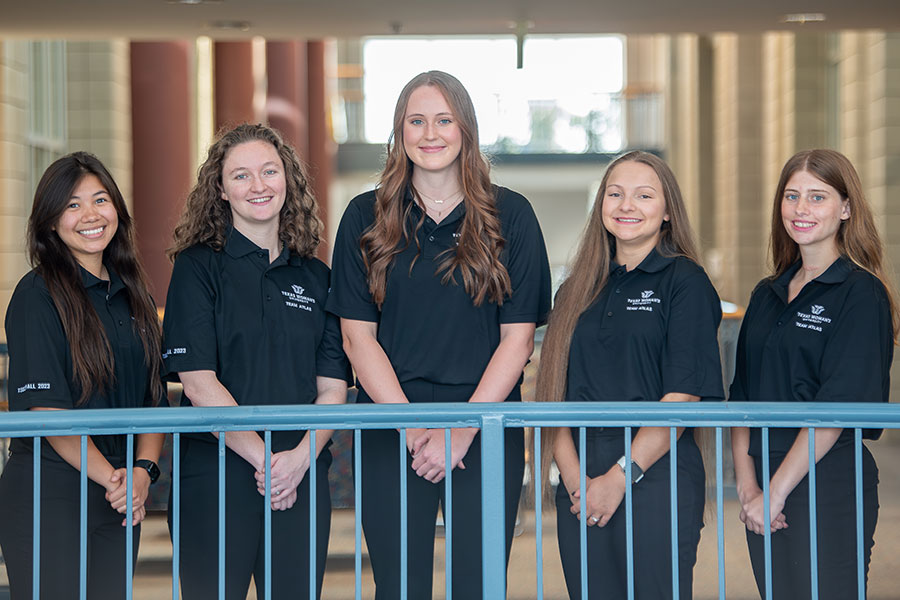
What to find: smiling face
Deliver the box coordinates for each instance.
[402,84,462,176]
[53,173,118,274]
[600,160,669,262]
[781,169,849,256]
[221,140,287,234]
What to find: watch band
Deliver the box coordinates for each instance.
[134,459,160,484]
[616,455,644,484]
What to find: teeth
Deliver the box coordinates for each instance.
[617,218,641,223]
[249,197,271,204]
[78,227,104,236]
[793,221,815,229]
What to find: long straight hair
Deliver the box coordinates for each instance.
[27,152,164,406]
[535,151,701,491]
[770,148,900,339]
[359,71,511,308]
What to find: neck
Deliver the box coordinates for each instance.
[796,243,840,283]
[411,167,461,199]
[78,256,106,280]
[614,242,655,272]
[235,222,282,262]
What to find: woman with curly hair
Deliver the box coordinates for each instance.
[327,71,551,598]
[162,123,350,599]
[731,149,898,599]
[536,152,723,599]
[0,152,165,599]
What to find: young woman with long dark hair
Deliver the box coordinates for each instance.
[162,123,350,599]
[536,151,723,599]
[0,152,165,599]
[731,149,898,599]
[327,70,552,598]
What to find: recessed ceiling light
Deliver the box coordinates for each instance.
[208,20,251,31]
[782,13,827,24]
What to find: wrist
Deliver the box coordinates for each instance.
[134,459,160,484]
[615,455,644,484]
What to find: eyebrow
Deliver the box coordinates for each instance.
[606,183,658,192]
[406,112,453,118]
[70,189,109,199]
[785,187,830,193]
[227,161,280,175]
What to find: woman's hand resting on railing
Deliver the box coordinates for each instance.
[409,428,477,483]
[569,466,627,528]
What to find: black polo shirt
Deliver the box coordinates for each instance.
[162,228,351,451]
[326,186,551,401]
[565,250,724,405]
[729,256,893,458]
[5,267,158,467]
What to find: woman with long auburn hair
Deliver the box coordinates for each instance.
[731,149,898,599]
[536,151,723,599]
[327,70,551,598]
[162,123,350,599]
[0,152,165,599]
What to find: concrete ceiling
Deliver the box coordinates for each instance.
[1,0,898,39]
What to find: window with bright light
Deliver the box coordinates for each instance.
[358,35,624,154]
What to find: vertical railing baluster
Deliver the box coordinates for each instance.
[218,432,226,600]
[534,427,544,600]
[579,426,587,600]
[481,414,506,599]
[79,435,88,600]
[309,429,317,600]
[354,429,362,600]
[125,434,134,600]
[32,436,40,600]
[855,428,864,600]
[444,428,453,599]
[172,432,181,600]
[625,426,634,600]
[762,427,772,600]
[669,427,679,600]
[715,427,725,600]
[808,428,818,600]
[400,428,408,600]
[264,430,272,600]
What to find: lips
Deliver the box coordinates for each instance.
[792,220,816,229]
[248,196,272,204]
[418,146,446,153]
[614,217,642,224]
[77,226,106,238]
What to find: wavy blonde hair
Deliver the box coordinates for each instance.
[359,71,511,308]
[169,123,321,260]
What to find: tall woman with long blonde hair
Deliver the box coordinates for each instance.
[536,151,723,599]
[731,149,897,599]
[328,70,551,598]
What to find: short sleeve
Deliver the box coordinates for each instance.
[815,276,893,404]
[326,195,380,322]
[316,311,353,384]
[496,190,552,325]
[661,266,725,400]
[161,250,219,377]
[5,279,74,410]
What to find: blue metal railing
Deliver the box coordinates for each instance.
[1,401,898,599]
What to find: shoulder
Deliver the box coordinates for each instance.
[667,256,716,289]
[8,270,55,311]
[841,265,890,307]
[493,186,539,230]
[345,190,378,220]
[297,255,331,284]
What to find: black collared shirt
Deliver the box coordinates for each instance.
[162,228,351,450]
[565,249,724,404]
[5,266,158,466]
[730,256,893,457]
[327,186,551,401]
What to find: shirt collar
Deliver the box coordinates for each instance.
[223,226,291,265]
[611,248,674,274]
[80,262,125,296]
[770,255,854,300]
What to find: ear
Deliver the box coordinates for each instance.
[841,200,850,221]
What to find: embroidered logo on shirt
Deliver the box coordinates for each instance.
[162,347,187,359]
[282,283,316,312]
[794,305,831,332]
[626,290,661,312]
[17,382,51,393]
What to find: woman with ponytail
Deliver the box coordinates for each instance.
[536,151,723,599]
[328,70,551,598]
[0,152,165,599]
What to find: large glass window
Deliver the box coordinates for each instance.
[349,35,624,154]
[27,41,67,200]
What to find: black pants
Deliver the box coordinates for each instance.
[359,423,524,600]
[169,436,332,600]
[0,452,140,600]
[556,430,705,600]
[746,443,879,600]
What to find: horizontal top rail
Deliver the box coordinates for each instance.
[1,402,899,437]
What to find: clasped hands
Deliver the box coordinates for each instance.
[105,468,151,527]
[408,427,478,483]
[739,483,789,535]
[254,446,312,512]
[567,466,628,528]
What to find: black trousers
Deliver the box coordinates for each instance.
[556,430,705,600]
[169,436,332,600]
[359,424,525,600]
[746,443,879,600]
[0,452,140,600]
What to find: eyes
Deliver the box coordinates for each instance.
[233,168,280,181]
[407,117,454,127]
[66,196,110,210]
[606,191,654,200]
[784,193,827,203]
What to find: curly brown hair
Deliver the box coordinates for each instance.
[169,123,322,260]
[360,71,512,308]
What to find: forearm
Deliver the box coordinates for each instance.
[553,427,582,493]
[468,323,535,404]
[135,433,164,463]
[179,371,266,471]
[731,426,760,501]
[628,392,697,472]
[43,435,116,488]
[295,377,348,458]
[770,427,843,501]
[341,320,409,405]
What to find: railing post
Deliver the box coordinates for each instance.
[481,414,506,598]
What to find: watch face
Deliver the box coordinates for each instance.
[136,460,160,484]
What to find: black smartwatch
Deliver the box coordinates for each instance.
[134,459,161,484]
[616,456,644,484]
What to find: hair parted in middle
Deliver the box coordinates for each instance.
[169,123,322,260]
[359,70,512,308]
[534,151,701,483]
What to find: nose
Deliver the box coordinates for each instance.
[619,195,635,211]
[249,174,266,192]
[423,122,437,140]
[82,202,101,221]
[795,197,810,215]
